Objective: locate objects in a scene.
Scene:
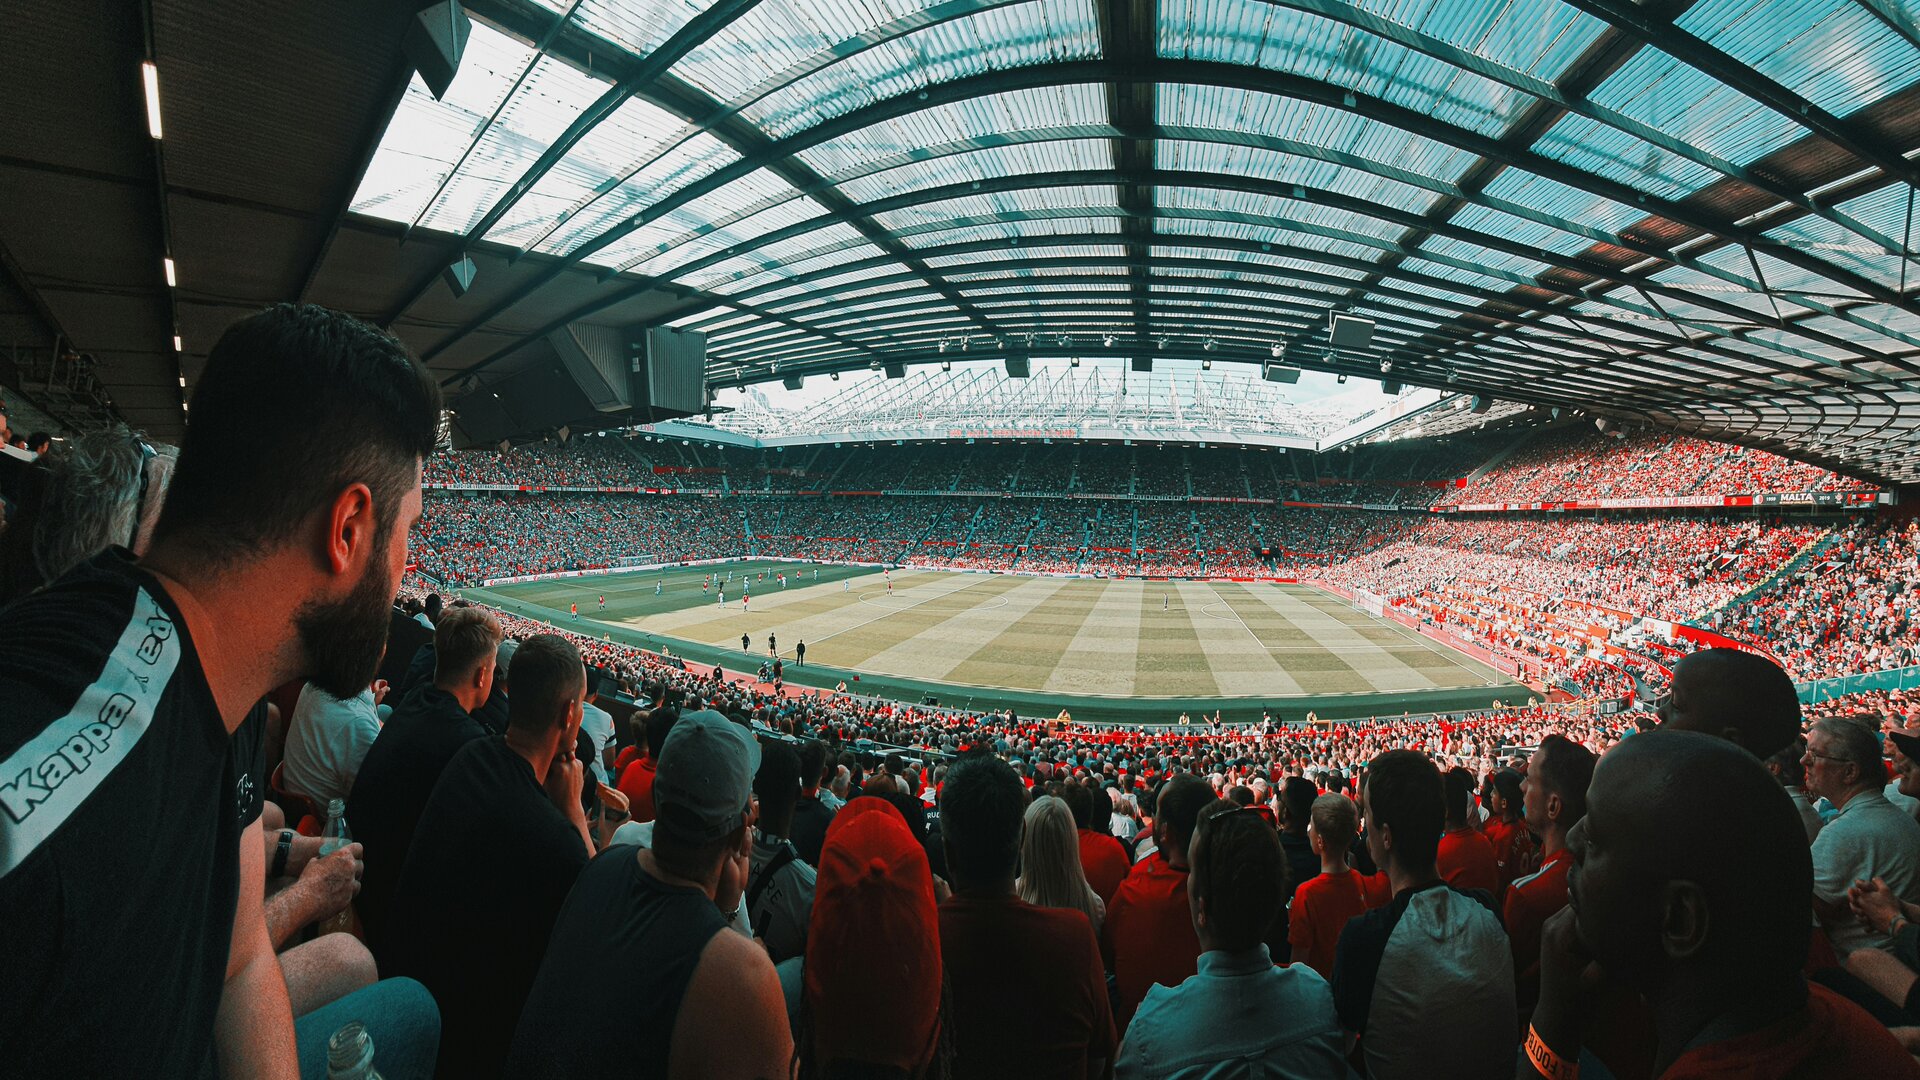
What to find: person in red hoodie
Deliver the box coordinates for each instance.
[1103,774,1215,1031]
[1065,781,1131,906]
[1288,793,1372,979]
[1438,766,1499,896]
[1524,731,1920,1080]
[1507,735,1596,1023]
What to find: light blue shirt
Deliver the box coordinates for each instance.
[1116,945,1356,1080]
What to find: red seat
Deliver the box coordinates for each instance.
[269,763,322,836]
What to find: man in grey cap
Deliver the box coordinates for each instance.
[506,711,791,1079]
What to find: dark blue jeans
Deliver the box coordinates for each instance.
[296,976,440,1080]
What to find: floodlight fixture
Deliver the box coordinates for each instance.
[163,257,177,288]
[141,61,163,138]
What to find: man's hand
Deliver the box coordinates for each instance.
[371,678,391,707]
[546,752,585,814]
[298,842,364,921]
[1851,876,1904,934]
[1530,905,1606,1062]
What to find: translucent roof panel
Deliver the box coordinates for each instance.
[350,23,540,227]
[1159,83,1483,186]
[1476,168,1651,241]
[573,0,705,59]
[924,243,1125,269]
[1155,181,1415,244]
[1347,0,1610,83]
[1533,112,1722,201]
[413,53,609,236]
[1583,45,1807,168]
[1677,0,1920,117]
[734,0,1102,140]
[834,139,1115,205]
[1154,216,1389,265]
[671,0,948,105]
[870,186,1123,232]
[1162,0,1536,138]
[1762,183,1911,289]
[581,168,802,272]
[481,96,688,249]
[1154,139,1444,218]
[534,132,740,257]
[898,216,1124,250]
[795,84,1111,177]
[1154,243,1367,282]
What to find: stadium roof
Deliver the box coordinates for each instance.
[5,1,1920,482]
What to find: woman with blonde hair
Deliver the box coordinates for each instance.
[1017,795,1106,934]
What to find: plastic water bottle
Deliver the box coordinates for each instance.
[326,1020,382,1080]
[318,798,355,935]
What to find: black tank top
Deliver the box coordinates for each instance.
[504,845,728,1079]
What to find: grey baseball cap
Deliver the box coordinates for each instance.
[653,709,761,842]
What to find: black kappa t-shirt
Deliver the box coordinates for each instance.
[0,548,263,1078]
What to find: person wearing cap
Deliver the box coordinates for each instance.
[505,710,790,1079]
[1804,716,1920,957]
[746,741,817,965]
[1525,731,1920,1080]
[1885,721,1920,823]
[799,798,948,1078]
[384,633,593,1080]
[1764,736,1825,843]
[1117,801,1352,1078]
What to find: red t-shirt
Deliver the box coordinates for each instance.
[939,894,1116,1080]
[1662,982,1920,1079]
[1359,871,1392,909]
[1078,829,1132,906]
[1437,827,1500,896]
[1482,817,1534,894]
[616,756,656,824]
[1101,851,1202,1032]
[1504,848,1571,1017]
[1287,868,1369,979]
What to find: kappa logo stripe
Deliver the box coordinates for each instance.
[0,588,180,878]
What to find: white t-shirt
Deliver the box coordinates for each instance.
[580,701,614,787]
[281,684,382,809]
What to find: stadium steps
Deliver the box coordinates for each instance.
[1707,530,1843,617]
[1465,426,1547,484]
[1068,447,1083,492]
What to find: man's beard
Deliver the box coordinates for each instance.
[296,553,397,699]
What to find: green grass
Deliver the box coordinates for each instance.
[470,562,1525,724]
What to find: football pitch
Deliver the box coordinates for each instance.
[470,560,1518,719]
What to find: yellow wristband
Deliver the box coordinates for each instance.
[1526,1025,1579,1080]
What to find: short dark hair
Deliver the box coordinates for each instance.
[433,607,501,684]
[1281,776,1317,832]
[153,303,440,563]
[506,634,584,735]
[939,755,1027,883]
[1226,785,1255,807]
[1493,768,1524,808]
[798,739,829,789]
[1445,767,1476,825]
[1534,735,1597,826]
[1767,736,1808,788]
[1156,775,1215,852]
[754,740,802,822]
[1190,802,1286,951]
[645,706,680,759]
[1365,750,1445,871]
[1060,780,1099,831]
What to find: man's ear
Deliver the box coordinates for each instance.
[1661,880,1710,961]
[323,482,377,576]
[1545,791,1564,828]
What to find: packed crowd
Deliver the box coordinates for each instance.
[1458,427,1877,502]
[412,494,745,585]
[1719,520,1920,681]
[9,303,1920,1079]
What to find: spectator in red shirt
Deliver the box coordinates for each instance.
[1065,782,1132,905]
[1657,648,1802,760]
[1104,775,1215,1031]
[938,755,1115,1079]
[1482,769,1535,896]
[1507,735,1596,1024]
[1438,767,1499,896]
[1526,730,1920,1080]
[1289,793,1371,979]
[615,706,675,824]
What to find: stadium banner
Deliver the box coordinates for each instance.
[424,482,693,495]
[1436,491,1883,513]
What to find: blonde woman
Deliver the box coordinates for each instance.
[1017,795,1106,934]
